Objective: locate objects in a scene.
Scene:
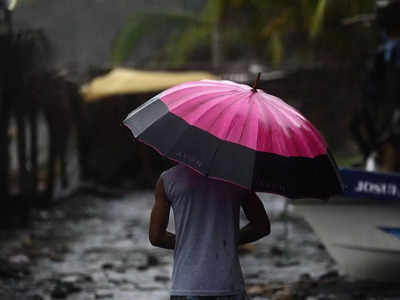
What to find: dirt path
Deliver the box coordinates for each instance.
[0,191,399,300]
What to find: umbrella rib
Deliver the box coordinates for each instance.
[198,93,249,176]
[190,91,247,137]
[161,82,239,99]
[237,94,255,147]
[162,117,191,158]
[261,99,293,155]
[260,94,327,156]
[235,96,257,189]
[123,95,159,123]
[169,89,237,120]
[260,94,307,129]
[209,91,249,140]
[254,98,272,152]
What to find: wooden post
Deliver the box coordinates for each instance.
[0,65,10,201]
[43,118,56,205]
[0,9,13,216]
[28,87,38,205]
[16,97,30,219]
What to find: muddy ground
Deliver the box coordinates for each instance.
[0,191,400,300]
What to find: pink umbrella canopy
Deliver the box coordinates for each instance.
[123,78,343,198]
[160,80,326,158]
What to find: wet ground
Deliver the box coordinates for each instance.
[1,191,400,300]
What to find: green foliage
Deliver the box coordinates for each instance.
[112,0,377,67]
[164,25,210,67]
[309,0,328,39]
[161,1,222,68]
[269,32,283,65]
[111,12,199,65]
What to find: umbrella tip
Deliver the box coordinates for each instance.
[252,72,261,92]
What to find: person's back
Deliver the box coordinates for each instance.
[149,164,270,300]
[162,165,245,296]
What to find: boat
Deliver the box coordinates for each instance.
[294,167,400,281]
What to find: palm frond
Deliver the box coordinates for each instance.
[163,25,211,67]
[269,32,283,65]
[111,12,198,65]
[309,0,328,40]
[162,0,225,68]
[262,10,291,37]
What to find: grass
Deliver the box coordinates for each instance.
[334,152,363,168]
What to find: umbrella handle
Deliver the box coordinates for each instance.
[252,72,261,92]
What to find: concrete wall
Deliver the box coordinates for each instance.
[12,0,204,72]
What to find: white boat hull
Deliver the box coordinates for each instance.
[294,202,400,281]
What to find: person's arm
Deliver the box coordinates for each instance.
[239,192,270,245]
[149,178,175,249]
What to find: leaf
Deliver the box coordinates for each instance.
[309,0,328,40]
[269,32,283,65]
[111,12,198,65]
[163,0,226,67]
[200,0,225,24]
[262,10,291,37]
[163,25,211,67]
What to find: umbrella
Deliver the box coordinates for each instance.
[123,76,343,198]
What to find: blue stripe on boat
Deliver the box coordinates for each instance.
[340,168,400,201]
[380,227,400,239]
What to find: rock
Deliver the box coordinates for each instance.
[351,291,367,299]
[238,243,255,254]
[115,267,126,273]
[247,285,266,296]
[137,265,147,271]
[21,236,33,247]
[106,271,127,285]
[38,211,49,220]
[91,271,108,282]
[154,275,170,282]
[272,291,294,300]
[9,254,30,264]
[51,281,82,299]
[299,273,312,282]
[297,273,316,289]
[54,210,65,219]
[270,246,285,256]
[27,295,44,300]
[266,283,288,294]
[60,273,92,284]
[60,275,80,284]
[318,270,339,283]
[49,253,65,262]
[246,272,260,279]
[274,259,299,267]
[54,244,70,254]
[102,263,114,270]
[247,283,287,297]
[95,289,113,298]
[51,286,68,299]
[292,274,317,298]
[147,254,159,267]
[137,254,160,270]
[0,258,31,279]
[314,293,336,300]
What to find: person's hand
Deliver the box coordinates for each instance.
[239,192,270,245]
